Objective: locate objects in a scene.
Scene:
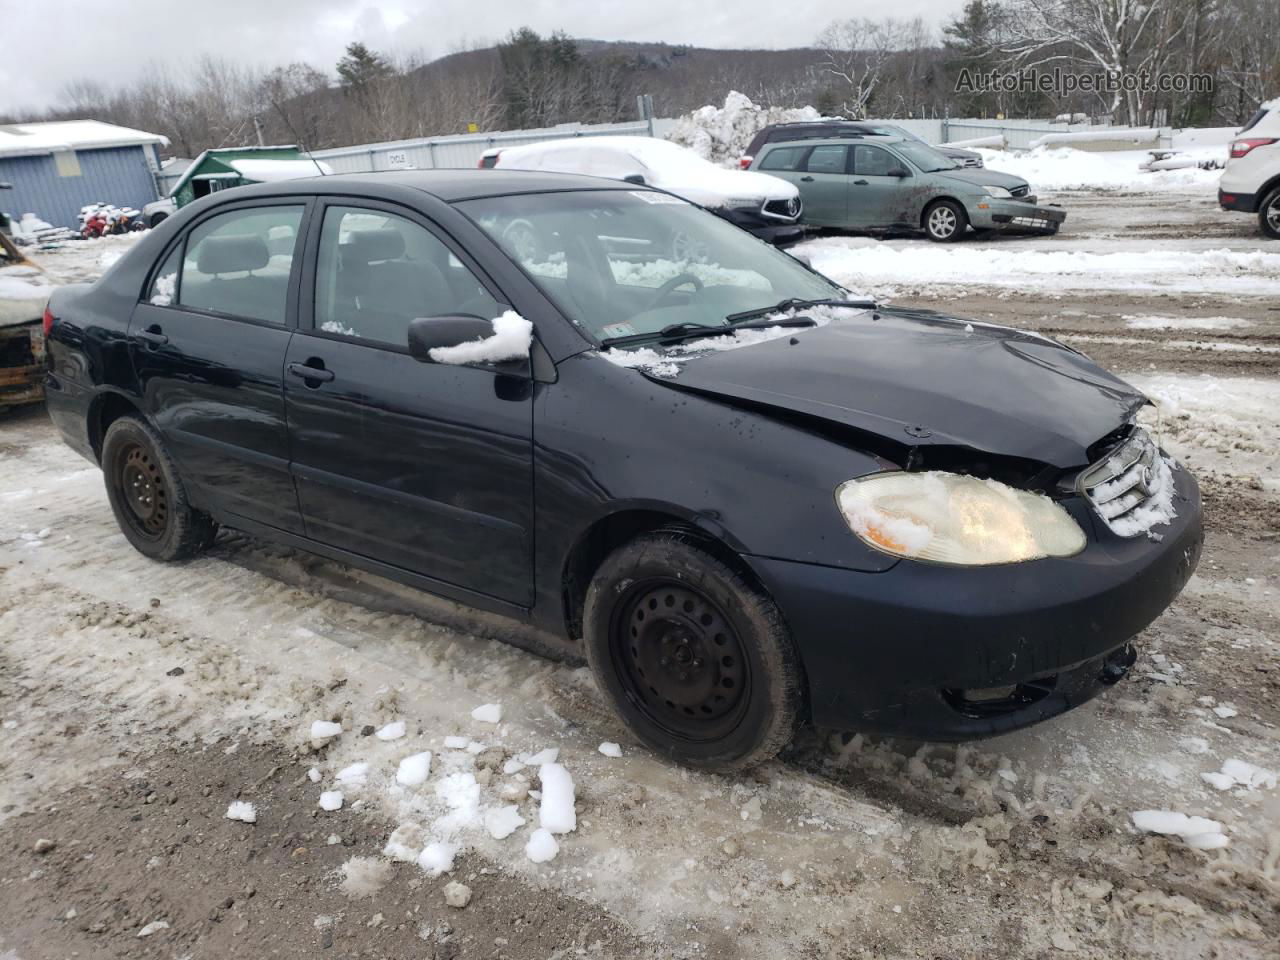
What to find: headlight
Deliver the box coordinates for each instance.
[835,472,1086,565]
[983,185,1013,199]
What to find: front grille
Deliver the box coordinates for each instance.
[762,197,802,221]
[1079,428,1160,533]
[962,157,983,167]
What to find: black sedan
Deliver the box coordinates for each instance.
[42,170,1203,771]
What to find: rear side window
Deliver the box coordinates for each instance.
[805,145,849,174]
[178,206,304,324]
[758,146,808,171]
[854,145,900,176]
[314,206,502,348]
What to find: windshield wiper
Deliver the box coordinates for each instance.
[723,297,878,324]
[599,317,818,349]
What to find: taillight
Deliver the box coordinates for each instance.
[738,155,753,169]
[42,304,54,338]
[1229,138,1277,159]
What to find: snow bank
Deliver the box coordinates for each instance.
[1123,315,1253,332]
[666,91,822,164]
[1131,810,1229,849]
[428,311,532,365]
[976,145,1222,191]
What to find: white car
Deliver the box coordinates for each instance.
[487,137,804,244]
[1219,97,1280,239]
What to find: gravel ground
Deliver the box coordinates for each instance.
[1,189,1278,959]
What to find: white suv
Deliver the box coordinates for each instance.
[1219,97,1280,239]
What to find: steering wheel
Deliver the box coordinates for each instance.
[646,272,704,310]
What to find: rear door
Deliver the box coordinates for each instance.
[849,144,910,228]
[284,199,535,606]
[130,200,308,534]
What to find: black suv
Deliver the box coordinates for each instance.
[741,121,984,170]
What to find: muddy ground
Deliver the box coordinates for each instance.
[1,188,1278,960]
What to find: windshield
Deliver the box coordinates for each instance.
[893,141,958,172]
[456,190,843,343]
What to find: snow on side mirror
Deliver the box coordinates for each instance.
[408,312,533,367]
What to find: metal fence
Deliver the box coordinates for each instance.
[311,119,657,174]
[940,119,1172,150]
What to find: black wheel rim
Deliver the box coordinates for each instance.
[116,442,168,539]
[609,580,750,743]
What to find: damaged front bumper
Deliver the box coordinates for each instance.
[971,198,1067,235]
[745,460,1202,739]
[0,320,46,408]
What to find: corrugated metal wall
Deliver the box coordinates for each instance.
[0,144,160,229]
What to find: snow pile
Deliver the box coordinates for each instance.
[1123,315,1253,332]
[1201,759,1276,791]
[1131,810,1229,850]
[666,90,822,165]
[975,146,1223,191]
[224,801,256,823]
[798,238,1280,296]
[428,311,532,365]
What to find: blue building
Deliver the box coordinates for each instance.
[0,120,168,229]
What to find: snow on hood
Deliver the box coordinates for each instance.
[495,136,797,207]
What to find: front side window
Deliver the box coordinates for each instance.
[853,145,900,177]
[458,190,842,342]
[805,145,849,174]
[314,206,503,347]
[758,146,807,171]
[178,206,303,324]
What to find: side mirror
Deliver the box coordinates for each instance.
[623,173,646,185]
[408,315,501,363]
[888,167,910,178]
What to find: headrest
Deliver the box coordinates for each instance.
[342,228,405,264]
[197,234,269,275]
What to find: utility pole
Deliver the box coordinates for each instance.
[252,115,266,146]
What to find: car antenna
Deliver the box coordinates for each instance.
[271,109,328,177]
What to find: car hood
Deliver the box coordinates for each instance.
[647,308,1146,470]
[934,167,1028,191]
[659,168,799,207]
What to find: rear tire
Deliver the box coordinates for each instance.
[1260,187,1280,240]
[924,199,967,242]
[583,531,805,772]
[102,415,216,561]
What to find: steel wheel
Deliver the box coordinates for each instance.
[117,442,169,539]
[610,580,750,742]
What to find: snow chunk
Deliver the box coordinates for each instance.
[470,703,502,724]
[525,827,559,863]
[136,920,169,937]
[396,751,432,787]
[519,748,559,766]
[538,763,576,835]
[443,735,471,750]
[1202,758,1276,791]
[1132,810,1229,849]
[338,856,392,899]
[417,842,457,877]
[484,804,526,840]
[319,791,344,811]
[310,720,343,740]
[597,741,623,758]
[335,762,370,786]
[1212,704,1238,719]
[307,767,322,783]
[428,310,532,365]
[434,772,482,834]
[383,822,424,862]
[224,801,256,823]
[375,721,406,741]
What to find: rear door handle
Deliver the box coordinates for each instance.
[853,179,869,186]
[800,176,815,182]
[137,326,168,346]
[287,362,335,383]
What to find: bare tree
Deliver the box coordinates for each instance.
[815,18,910,117]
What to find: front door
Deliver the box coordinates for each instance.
[129,200,308,534]
[284,200,535,606]
[848,144,911,229]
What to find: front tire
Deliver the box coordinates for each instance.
[102,415,216,561]
[924,199,967,242]
[583,532,805,772]
[1260,187,1280,240]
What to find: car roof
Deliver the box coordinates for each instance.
[761,135,908,149]
[207,168,637,203]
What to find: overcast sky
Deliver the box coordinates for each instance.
[2,0,965,115]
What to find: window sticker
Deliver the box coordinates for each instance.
[601,321,637,339]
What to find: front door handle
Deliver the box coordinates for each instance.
[287,361,335,384]
[800,176,815,182]
[853,179,869,186]
[137,325,168,346]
